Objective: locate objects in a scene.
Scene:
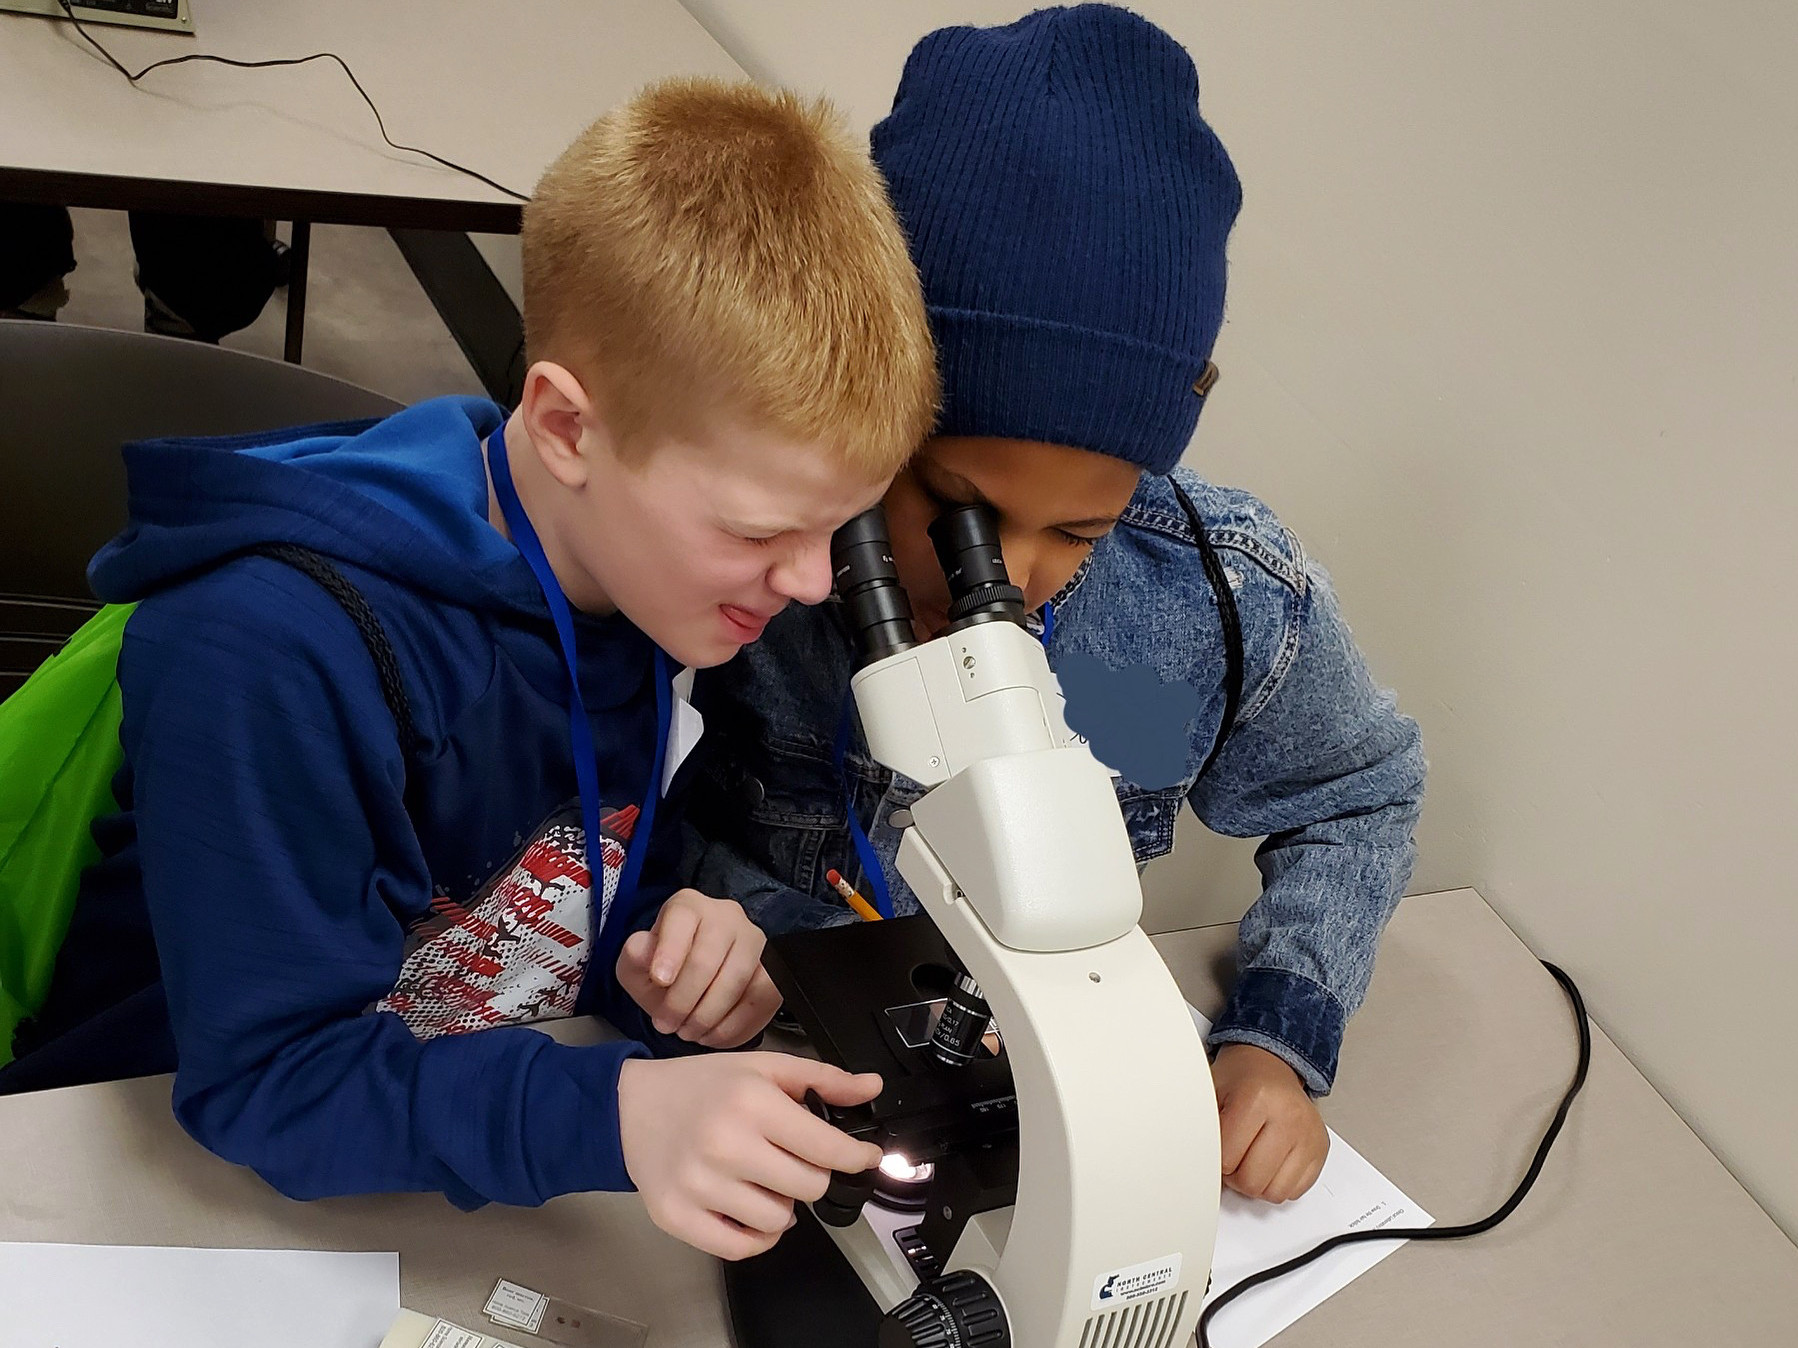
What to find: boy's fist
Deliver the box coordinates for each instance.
[618,1053,884,1260]
[1213,1043,1330,1203]
[617,889,782,1049]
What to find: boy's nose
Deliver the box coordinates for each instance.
[771,536,835,606]
[999,530,1045,610]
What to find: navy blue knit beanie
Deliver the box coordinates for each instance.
[872,5,1241,475]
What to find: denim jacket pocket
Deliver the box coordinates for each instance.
[693,731,848,900]
[1118,786,1182,864]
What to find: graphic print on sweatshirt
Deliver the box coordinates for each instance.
[376,799,635,1040]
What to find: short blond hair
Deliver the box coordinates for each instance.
[522,78,937,476]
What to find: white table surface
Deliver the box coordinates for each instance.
[2,889,1795,1346]
[0,0,746,229]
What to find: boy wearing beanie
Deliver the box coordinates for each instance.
[5,80,939,1260]
[687,7,1425,1205]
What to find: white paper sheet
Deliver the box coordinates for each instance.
[0,1243,399,1348]
[1192,1004,1433,1348]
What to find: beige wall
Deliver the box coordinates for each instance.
[678,0,1798,1239]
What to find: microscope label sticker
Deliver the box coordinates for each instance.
[1092,1253,1183,1310]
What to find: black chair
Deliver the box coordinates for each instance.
[0,320,402,698]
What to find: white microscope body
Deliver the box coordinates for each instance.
[835,606,1222,1348]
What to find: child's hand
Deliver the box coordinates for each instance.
[1213,1043,1330,1203]
[617,889,782,1048]
[618,1053,884,1260]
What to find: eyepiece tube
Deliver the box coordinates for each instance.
[832,506,919,668]
[927,503,1026,630]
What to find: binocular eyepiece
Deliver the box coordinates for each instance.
[927,505,1027,629]
[830,509,917,668]
[831,502,1026,668]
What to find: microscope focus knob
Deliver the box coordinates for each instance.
[878,1270,1010,1348]
[803,1089,878,1228]
[879,1297,955,1348]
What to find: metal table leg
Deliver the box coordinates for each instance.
[283,219,311,364]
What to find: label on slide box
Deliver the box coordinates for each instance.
[381,1309,526,1348]
[422,1322,488,1348]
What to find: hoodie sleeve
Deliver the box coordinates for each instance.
[119,559,646,1209]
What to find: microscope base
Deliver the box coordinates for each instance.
[723,1206,884,1348]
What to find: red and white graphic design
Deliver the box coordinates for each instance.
[376,801,637,1041]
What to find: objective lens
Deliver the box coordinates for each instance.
[930,973,993,1068]
[928,504,1026,630]
[832,506,918,668]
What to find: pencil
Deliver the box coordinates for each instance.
[825,868,883,922]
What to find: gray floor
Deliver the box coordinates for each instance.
[57,208,487,404]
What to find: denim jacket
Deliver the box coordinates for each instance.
[683,469,1426,1094]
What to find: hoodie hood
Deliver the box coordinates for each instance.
[89,396,541,614]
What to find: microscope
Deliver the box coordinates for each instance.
[725,503,1220,1348]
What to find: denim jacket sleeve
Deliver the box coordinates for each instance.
[1187,551,1425,1096]
[680,821,856,935]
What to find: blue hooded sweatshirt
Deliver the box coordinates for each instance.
[43,397,700,1209]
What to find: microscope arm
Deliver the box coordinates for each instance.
[851,619,1221,1348]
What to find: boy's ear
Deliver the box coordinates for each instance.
[519,360,607,489]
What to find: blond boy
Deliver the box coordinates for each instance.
[4,80,934,1261]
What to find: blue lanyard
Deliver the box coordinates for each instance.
[832,699,894,919]
[832,601,1053,918]
[485,422,672,931]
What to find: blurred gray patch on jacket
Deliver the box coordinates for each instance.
[1056,651,1199,791]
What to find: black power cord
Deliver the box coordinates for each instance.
[1196,960,1592,1348]
[54,1,529,202]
